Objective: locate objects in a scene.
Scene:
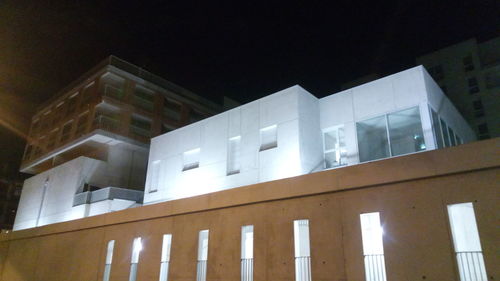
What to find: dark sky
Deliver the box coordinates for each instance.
[0,0,498,175]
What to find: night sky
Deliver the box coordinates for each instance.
[0,0,498,175]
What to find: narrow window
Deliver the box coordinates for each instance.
[468,77,480,94]
[440,119,451,147]
[159,234,172,281]
[357,115,389,162]
[323,126,347,168]
[129,237,142,281]
[447,203,488,281]
[477,123,489,140]
[360,212,387,281]
[387,107,425,156]
[196,230,209,281]
[463,56,474,72]
[227,136,241,175]
[241,225,254,281]
[294,219,312,281]
[472,99,484,118]
[430,108,444,149]
[183,148,200,171]
[448,127,457,146]
[103,240,115,281]
[259,125,277,151]
[149,160,161,193]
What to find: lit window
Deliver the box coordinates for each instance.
[133,85,155,112]
[241,225,254,281]
[149,160,161,193]
[182,148,200,171]
[293,219,312,281]
[323,126,347,168]
[103,240,115,281]
[159,234,172,281]
[360,212,387,281]
[227,136,241,175]
[259,125,277,151]
[447,203,488,281]
[129,237,142,281]
[196,230,209,281]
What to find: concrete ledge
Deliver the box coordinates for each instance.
[4,138,499,241]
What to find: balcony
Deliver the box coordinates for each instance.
[93,115,121,134]
[102,84,125,101]
[132,95,154,112]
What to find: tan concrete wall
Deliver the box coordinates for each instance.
[1,139,498,281]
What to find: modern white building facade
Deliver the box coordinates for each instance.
[144,66,475,204]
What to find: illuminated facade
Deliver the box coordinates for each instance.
[13,56,221,230]
[144,66,475,204]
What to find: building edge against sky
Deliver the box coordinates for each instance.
[13,64,475,230]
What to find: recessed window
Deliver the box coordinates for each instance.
[447,203,488,281]
[468,77,479,94]
[227,136,241,175]
[103,240,115,281]
[129,237,142,281]
[477,123,489,140]
[133,85,155,112]
[293,219,312,281]
[149,160,161,193]
[259,125,277,151]
[429,107,444,149]
[472,99,485,118]
[323,126,347,168]
[241,225,254,281]
[183,148,200,171]
[440,119,451,147]
[360,212,387,281]
[130,115,152,138]
[463,55,474,72]
[159,234,172,281]
[196,230,209,281]
[100,73,125,100]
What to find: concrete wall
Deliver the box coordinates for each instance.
[1,139,498,281]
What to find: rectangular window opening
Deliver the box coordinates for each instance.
[103,240,115,281]
[293,219,312,281]
[430,107,444,149]
[183,148,200,171]
[196,230,209,281]
[259,125,277,151]
[360,212,387,281]
[323,126,347,168]
[447,203,488,281]
[149,160,161,193]
[227,136,241,175]
[129,237,142,281]
[241,225,254,281]
[159,234,172,281]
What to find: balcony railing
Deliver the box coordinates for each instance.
[241,258,253,281]
[295,256,312,281]
[364,254,387,281]
[456,251,487,281]
[132,95,154,112]
[102,84,124,100]
[94,115,121,134]
[130,124,151,138]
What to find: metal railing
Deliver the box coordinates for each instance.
[295,256,312,281]
[103,84,124,100]
[456,251,487,281]
[241,258,253,281]
[196,260,207,281]
[364,254,387,281]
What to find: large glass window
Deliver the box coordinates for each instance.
[357,116,390,162]
[323,126,347,168]
[387,107,426,156]
[440,119,451,147]
[430,108,444,149]
[293,219,312,281]
[360,212,387,281]
[447,203,488,281]
[241,225,254,281]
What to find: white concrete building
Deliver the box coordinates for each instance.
[144,66,475,204]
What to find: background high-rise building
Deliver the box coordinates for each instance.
[416,37,500,139]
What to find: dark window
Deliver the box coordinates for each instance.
[163,98,182,121]
[477,123,489,139]
[463,55,474,72]
[468,77,479,94]
[428,65,444,81]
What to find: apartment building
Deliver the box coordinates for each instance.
[416,37,500,139]
[13,56,221,230]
